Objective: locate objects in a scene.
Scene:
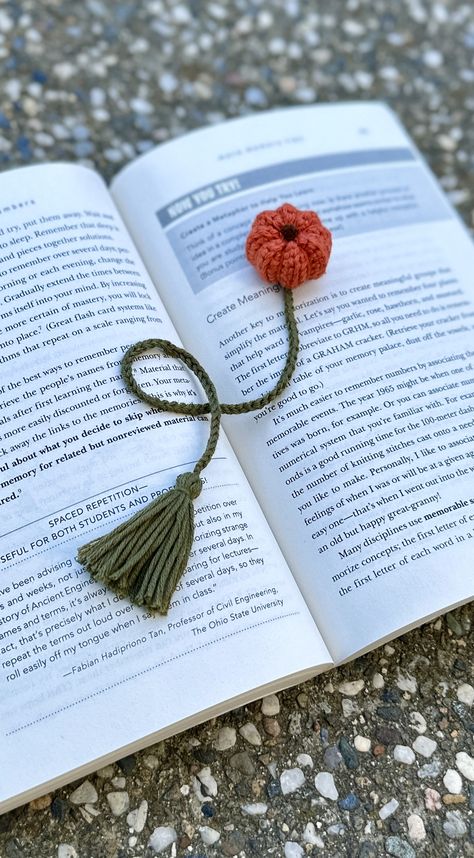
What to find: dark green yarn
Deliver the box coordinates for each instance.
[77,286,299,614]
[120,288,299,417]
[120,339,222,474]
[77,341,221,614]
[77,474,199,613]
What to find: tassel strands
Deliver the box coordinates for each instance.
[77,341,220,615]
[77,472,201,613]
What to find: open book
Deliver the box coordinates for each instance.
[1,102,473,814]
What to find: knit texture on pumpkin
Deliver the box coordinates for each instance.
[245,202,332,289]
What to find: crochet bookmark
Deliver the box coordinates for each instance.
[77,204,332,614]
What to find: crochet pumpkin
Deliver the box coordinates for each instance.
[245,202,332,289]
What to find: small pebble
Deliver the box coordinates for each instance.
[196,767,218,797]
[89,86,105,107]
[358,841,377,858]
[412,736,437,758]
[338,792,360,811]
[339,737,358,769]
[268,37,286,55]
[69,781,98,805]
[384,835,415,858]
[396,674,417,694]
[266,779,281,799]
[443,793,466,805]
[376,725,401,747]
[327,822,346,835]
[343,19,365,37]
[407,813,426,841]
[267,761,278,778]
[393,745,416,765]
[261,694,280,716]
[417,761,442,779]
[230,752,255,776]
[280,768,305,795]
[443,810,467,839]
[51,798,68,822]
[57,847,78,858]
[446,612,463,636]
[96,765,115,779]
[338,679,364,696]
[377,705,402,721]
[302,822,324,846]
[263,717,280,737]
[201,802,214,818]
[354,735,371,753]
[127,800,148,833]
[296,753,313,769]
[107,792,129,816]
[288,712,302,736]
[444,768,463,794]
[239,723,262,746]
[379,798,399,820]
[456,751,474,781]
[79,804,99,823]
[245,86,267,107]
[342,698,359,718]
[241,802,268,815]
[423,49,443,68]
[148,827,178,853]
[457,684,474,706]
[424,787,442,810]
[284,843,304,858]
[323,745,343,770]
[0,10,13,32]
[199,826,220,845]
[214,727,236,751]
[117,755,136,775]
[409,712,427,734]
[314,771,338,800]
[53,62,76,80]
[159,72,178,94]
[29,794,52,811]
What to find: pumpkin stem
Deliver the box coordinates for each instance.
[281,223,298,241]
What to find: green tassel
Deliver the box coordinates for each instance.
[77,472,202,614]
[77,291,299,615]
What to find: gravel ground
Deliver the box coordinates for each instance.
[0,1,473,856]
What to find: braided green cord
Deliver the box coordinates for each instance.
[221,287,298,414]
[121,339,221,476]
[120,287,298,418]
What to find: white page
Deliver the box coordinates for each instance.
[0,164,331,813]
[112,102,474,664]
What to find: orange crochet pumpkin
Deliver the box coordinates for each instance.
[245,202,332,289]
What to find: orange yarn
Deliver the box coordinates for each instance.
[245,203,332,289]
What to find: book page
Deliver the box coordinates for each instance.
[0,164,331,813]
[112,102,474,664]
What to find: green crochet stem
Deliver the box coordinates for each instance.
[77,287,299,614]
[120,288,298,416]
